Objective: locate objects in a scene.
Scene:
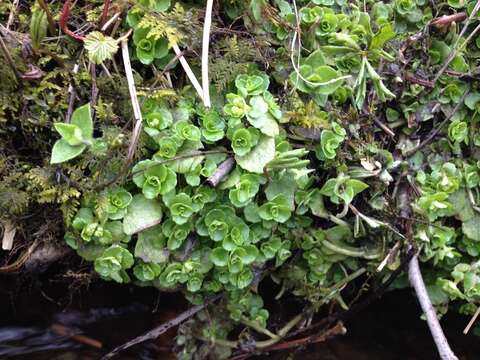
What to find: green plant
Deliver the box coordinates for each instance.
[51,104,94,164]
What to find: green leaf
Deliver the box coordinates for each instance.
[71,104,93,140]
[169,143,205,174]
[371,23,395,49]
[463,216,480,241]
[236,136,275,173]
[135,225,169,263]
[139,0,171,11]
[210,247,229,267]
[123,194,163,235]
[309,66,344,95]
[30,7,47,49]
[54,123,85,146]
[50,139,86,164]
[84,31,119,64]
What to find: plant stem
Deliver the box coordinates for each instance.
[36,0,56,35]
[99,0,111,28]
[201,0,214,108]
[408,252,458,360]
[241,318,280,340]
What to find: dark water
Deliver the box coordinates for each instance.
[1,273,479,360]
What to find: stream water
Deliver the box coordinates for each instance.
[1,272,480,360]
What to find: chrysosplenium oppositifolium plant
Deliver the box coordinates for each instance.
[41,0,480,357]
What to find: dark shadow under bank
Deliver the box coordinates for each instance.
[0,274,479,360]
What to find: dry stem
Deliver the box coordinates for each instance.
[201,0,214,108]
[121,39,143,162]
[172,43,204,102]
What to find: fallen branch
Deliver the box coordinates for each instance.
[408,252,458,360]
[101,294,221,359]
[201,0,214,108]
[206,157,235,187]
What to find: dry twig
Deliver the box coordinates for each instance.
[101,295,221,359]
[206,157,235,187]
[121,38,143,162]
[409,252,458,360]
[201,0,214,108]
[172,43,204,102]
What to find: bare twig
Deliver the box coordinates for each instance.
[373,116,396,138]
[37,0,56,35]
[172,43,204,101]
[101,12,121,32]
[409,252,458,360]
[404,72,434,88]
[463,305,480,335]
[201,0,214,108]
[206,157,235,187]
[101,295,221,359]
[431,12,467,27]
[121,39,143,162]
